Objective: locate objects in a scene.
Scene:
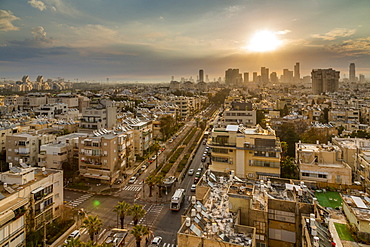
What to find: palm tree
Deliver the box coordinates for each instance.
[128,204,146,226]
[113,201,131,229]
[145,175,156,197]
[63,238,82,247]
[154,175,164,198]
[131,224,149,247]
[81,215,102,242]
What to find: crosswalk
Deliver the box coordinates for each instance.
[162,243,178,247]
[130,204,164,226]
[122,185,142,192]
[66,193,93,207]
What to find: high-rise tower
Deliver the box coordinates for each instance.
[294,62,300,82]
[261,67,269,84]
[199,69,204,83]
[311,68,340,94]
[349,63,356,82]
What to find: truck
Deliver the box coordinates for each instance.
[170,188,185,211]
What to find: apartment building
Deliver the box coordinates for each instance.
[209,124,281,179]
[328,108,360,124]
[78,130,131,184]
[295,142,352,185]
[0,166,63,246]
[80,104,117,130]
[34,103,68,118]
[6,133,56,166]
[220,102,256,127]
[16,93,48,111]
[47,93,79,108]
[131,120,152,156]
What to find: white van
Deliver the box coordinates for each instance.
[65,230,80,243]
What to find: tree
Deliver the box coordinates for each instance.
[131,224,149,247]
[256,110,266,128]
[82,215,102,242]
[278,123,300,157]
[63,238,83,247]
[160,116,176,141]
[145,175,156,197]
[301,128,330,144]
[281,156,298,179]
[154,175,164,198]
[129,204,146,226]
[113,201,131,229]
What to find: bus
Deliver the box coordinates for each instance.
[170,188,185,211]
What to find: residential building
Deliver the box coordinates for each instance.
[311,68,340,95]
[79,129,132,184]
[34,103,68,118]
[220,101,256,127]
[0,166,63,246]
[47,93,79,108]
[6,133,56,166]
[295,141,352,185]
[80,102,117,130]
[209,125,281,179]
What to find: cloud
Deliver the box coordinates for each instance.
[31,26,53,44]
[28,0,47,11]
[0,10,20,31]
[312,28,356,40]
[276,30,291,35]
[7,26,53,47]
[328,37,370,56]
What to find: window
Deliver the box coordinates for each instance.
[212,157,229,163]
[302,172,309,177]
[318,174,327,178]
[248,173,254,178]
[254,221,266,234]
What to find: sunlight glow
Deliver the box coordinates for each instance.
[247,30,282,52]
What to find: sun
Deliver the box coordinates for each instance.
[247,30,282,52]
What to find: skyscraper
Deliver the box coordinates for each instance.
[349,63,356,82]
[252,72,258,83]
[261,67,269,84]
[199,69,204,83]
[243,72,249,84]
[294,62,300,82]
[311,68,340,94]
[225,68,242,85]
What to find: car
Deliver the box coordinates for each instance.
[65,230,80,243]
[114,179,122,184]
[195,171,201,178]
[191,184,196,192]
[169,139,174,143]
[201,157,206,162]
[141,165,147,171]
[128,177,136,184]
[194,177,199,184]
[188,168,194,176]
[197,168,203,172]
[151,236,162,246]
[152,155,156,160]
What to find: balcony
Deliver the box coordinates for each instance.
[209,142,236,147]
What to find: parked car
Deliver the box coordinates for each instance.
[152,155,157,160]
[188,168,194,176]
[65,230,80,243]
[150,236,162,246]
[141,165,147,171]
[194,177,199,184]
[128,177,136,184]
[191,184,196,192]
[195,171,201,178]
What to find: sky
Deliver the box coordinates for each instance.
[1,0,370,83]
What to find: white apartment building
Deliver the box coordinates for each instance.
[0,166,63,246]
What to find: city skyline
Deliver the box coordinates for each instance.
[1,0,370,83]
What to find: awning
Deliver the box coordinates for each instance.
[31,187,44,194]
[0,210,15,226]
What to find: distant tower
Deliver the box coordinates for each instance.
[225,68,242,85]
[199,69,204,83]
[261,67,269,84]
[252,72,258,83]
[270,72,278,83]
[349,63,356,82]
[311,68,340,94]
[294,62,300,82]
[243,72,249,84]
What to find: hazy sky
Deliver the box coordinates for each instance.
[1,0,370,83]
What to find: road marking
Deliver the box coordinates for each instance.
[66,193,93,207]
[163,243,178,247]
[122,185,142,191]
